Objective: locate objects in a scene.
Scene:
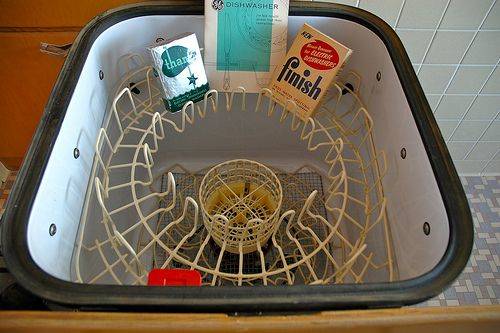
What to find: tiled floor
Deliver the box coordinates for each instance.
[0,172,498,306]
[416,176,500,307]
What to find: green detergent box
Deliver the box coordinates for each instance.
[204,0,289,92]
[149,33,210,112]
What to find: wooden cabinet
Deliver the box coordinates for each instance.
[1,306,500,333]
[0,1,140,28]
[0,1,139,169]
[0,32,76,169]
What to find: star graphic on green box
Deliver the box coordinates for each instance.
[187,73,198,87]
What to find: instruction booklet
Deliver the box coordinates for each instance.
[204,0,289,92]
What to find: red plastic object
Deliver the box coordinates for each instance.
[147,269,202,286]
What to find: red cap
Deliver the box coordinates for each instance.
[147,269,202,286]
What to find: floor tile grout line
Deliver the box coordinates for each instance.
[446,57,500,143]
[431,0,498,115]
[415,0,452,75]
[462,110,500,160]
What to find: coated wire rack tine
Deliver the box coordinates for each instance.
[226,86,246,112]
[75,63,394,286]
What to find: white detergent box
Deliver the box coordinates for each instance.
[149,33,209,112]
[204,0,289,92]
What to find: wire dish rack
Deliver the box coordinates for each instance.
[73,54,393,286]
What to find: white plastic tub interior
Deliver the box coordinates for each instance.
[27,14,449,285]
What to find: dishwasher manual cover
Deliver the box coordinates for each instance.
[204,0,289,92]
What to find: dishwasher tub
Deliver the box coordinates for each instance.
[1,1,472,311]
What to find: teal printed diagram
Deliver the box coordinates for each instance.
[217,0,279,73]
[205,0,289,92]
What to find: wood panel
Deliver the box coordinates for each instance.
[0,0,142,28]
[0,0,138,169]
[0,306,499,333]
[0,1,197,169]
[0,32,77,169]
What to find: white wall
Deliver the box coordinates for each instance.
[313,0,500,175]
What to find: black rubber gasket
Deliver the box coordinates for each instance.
[1,1,472,312]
